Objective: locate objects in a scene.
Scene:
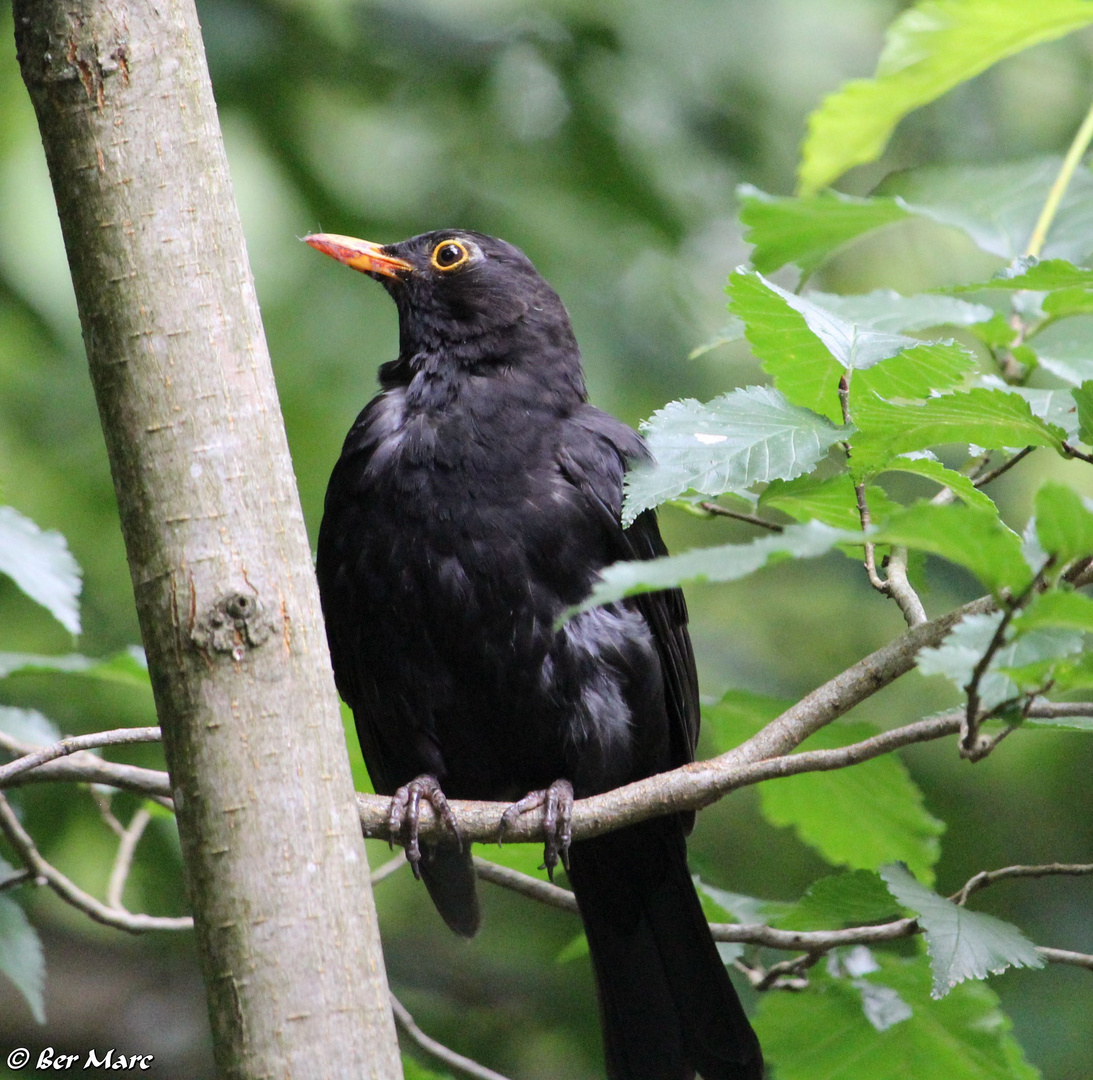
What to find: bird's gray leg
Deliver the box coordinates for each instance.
[498,778,574,880]
[388,775,462,879]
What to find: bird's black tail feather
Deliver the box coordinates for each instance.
[420,843,481,938]
[567,816,764,1080]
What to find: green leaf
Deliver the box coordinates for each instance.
[805,290,993,333]
[729,268,975,420]
[760,472,898,532]
[401,1055,456,1080]
[879,455,998,515]
[0,648,151,689]
[977,378,1081,442]
[1073,381,1093,444]
[1035,481,1093,565]
[879,157,1093,263]
[916,610,1082,709]
[623,385,849,523]
[800,0,1093,194]
[872,502,1034,594]
[0,505,82,635]
[757,951,1041,1079]
[774,870,903,931]
[1013,589,1093,633]
[567,520,858,617]
[1029,315,1093,385]
[737,184,910,276]
[703,693,943,881]
[1024,710,1093,732]
[956,256,1093,293]
[0,893,45,1024]
[757,723,945,882]
[850,388,1067,479]
[881,863,1044,998]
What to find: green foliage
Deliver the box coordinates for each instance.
[756,951,1041,1079]
[0,884,45,1024]
[880,864,1045,997]
[798,0,1093,193]
[0,504,82,635]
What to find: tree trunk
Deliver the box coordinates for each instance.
[12,1,402,1076]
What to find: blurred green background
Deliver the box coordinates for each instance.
[1,1,1091,1077]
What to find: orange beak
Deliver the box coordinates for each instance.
[303,233,413,279]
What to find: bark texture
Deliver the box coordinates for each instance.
[13,1,401,1076]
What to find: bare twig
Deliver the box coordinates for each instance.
[473,856,580,914]
[1063,441,1093,465]
[0,726,162,785]
[955,862,1093,905]
[0,868,33,892]
[0,791,191,934]
[972,446,1035,489]
[1037,947,1093,971]
[106,805,153,910]
[883,547,928,628]
[390,993,513,1080]
[370,851,408,884]
[698,502,784,532]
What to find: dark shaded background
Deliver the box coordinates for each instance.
[2,1,1091,1076]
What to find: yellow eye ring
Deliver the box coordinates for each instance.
[430,239,470,272]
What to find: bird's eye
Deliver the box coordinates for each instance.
[431,240,470,271]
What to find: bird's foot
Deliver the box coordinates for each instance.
[498,778,574,881]
[387,775,462,880]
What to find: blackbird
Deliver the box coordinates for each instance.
[305,229,764,1080]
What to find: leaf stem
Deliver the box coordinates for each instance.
[1026,97,1093,258]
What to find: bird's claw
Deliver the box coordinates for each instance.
[388,775,462,879]
[498,778,574,881]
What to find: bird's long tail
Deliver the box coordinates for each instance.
[566,815,764,1080]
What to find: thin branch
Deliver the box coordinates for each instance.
[0,868,33,892]
[1037,947,1093,971]
[1062,440,1093,466]
[473,856,579,914]
[972,446,1035,489]
[0,791,191,934]
[370,851,408,884]
[0,726,162,785]
[955,862,1093,905]
[106,805,153,910]
[390,994,513,1080]
[883,547,928,628]
[698,502,784,532]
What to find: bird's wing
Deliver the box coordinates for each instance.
[557,407,701,769]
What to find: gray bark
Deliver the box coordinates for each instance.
[12,1,402,1076]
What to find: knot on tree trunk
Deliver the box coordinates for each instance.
[191,591,275,660]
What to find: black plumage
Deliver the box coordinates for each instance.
[307,228,764,1080]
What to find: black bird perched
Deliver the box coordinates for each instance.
[305,228,764,1080]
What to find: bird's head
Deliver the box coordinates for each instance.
[304,230,581,383]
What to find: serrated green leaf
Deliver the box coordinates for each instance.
[1029,314,1093,385]
[1024,711,1093,732]
[1035,481,1093,567]
[760,472,898,532]
[758,724,945,882]
[703,694,943,881]
[850,388,1066,479]
[881,158,1093,263]
[0,506,81,635]
[872,502,1034,594]
[977,378,1081,441]
[737,184,911,276]
[881,863,1044,998]
[692,877,793,927]
[805,290,993,332]
[1073,382,1093,444]
[567,520,858,617]
[758,949,1041,1080]
[1013,589,1093,633]
[774,870,903,931]
[917,610,1082,709]
[799,0,1093,194]
[857,340,978,404]
[0,895,45,1024]
[623,385,849,523]
[879,456,998,515]
[955,256,1093,293]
